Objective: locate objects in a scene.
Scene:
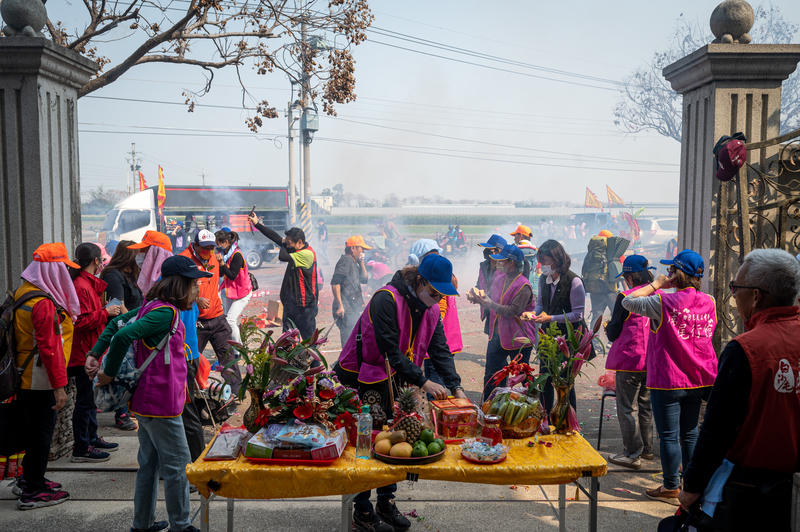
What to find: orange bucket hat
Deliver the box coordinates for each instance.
[128,230,173,252]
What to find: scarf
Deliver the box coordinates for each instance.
[20,261,81,319]
[137,246,173,295]
[222,242,238,264]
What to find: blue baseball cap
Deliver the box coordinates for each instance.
[661,249,705,278]
[478,234,507,249]
[220,226,231,233]
[418,254,458,296]
[616,254,656,278]
[490,244,525,263]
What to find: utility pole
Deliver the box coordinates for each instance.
[300,1,311,205]
[126,143,142,195]
[287,102,298,224]
[199,169,206,186]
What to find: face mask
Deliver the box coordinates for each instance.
[199,248,214,260]
[135,254,146,267]
[540,264,553,276]
[417,285,440,308]
[94,259,104,277]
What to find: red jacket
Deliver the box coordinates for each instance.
[727,306,800,472]
[70,271,109,368]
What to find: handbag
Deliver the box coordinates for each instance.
[249,272,259,291]
[94,316,179,412]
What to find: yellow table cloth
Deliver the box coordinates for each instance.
[187,434,607,500]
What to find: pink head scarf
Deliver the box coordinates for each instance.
[137,246,173,295]
[20,261,81,320]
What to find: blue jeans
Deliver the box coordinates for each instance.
[354,484,396,514]
[483,333,532,401]
[649,388,704,490]
[134,415,191,531]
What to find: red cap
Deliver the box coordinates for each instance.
[32,243,81,269]
[128,231,173,252]
[716,140,747,182]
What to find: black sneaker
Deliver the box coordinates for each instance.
[91,436,119,452]
[168,527,201,532]
[115,413,138,431]
[376,500,411,532]
[71,446,110,463]
[353,510,394,532]
[131,521,169,532]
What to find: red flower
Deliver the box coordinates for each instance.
[319,389,336,400]
[287,390,299,400]
[334,412,356,429]
[293,405,313,420]
[254,408,272,427]
[306,376,314,384]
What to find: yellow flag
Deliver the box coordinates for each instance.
[157,166,166,217]
[585,188,603,211]
[606,185,625,207]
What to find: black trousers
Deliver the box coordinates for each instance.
[67,366,98,455]
[182,358,206,462]
[197,315,241,396]
[283,304,318,341]
[17,389,57,492]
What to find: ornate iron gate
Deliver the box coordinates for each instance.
[713,128,800,348]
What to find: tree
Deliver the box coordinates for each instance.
[383,193,401,207]
[614,2,799,141]
[331,183,345,206]
[44,0,373,131]
[81,186,128,214]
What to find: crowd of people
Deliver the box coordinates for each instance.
[5,214,800,531]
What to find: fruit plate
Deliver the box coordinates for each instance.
[460,451,507,465]
[371,448,446,466]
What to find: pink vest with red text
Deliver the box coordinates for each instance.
[488,272,538,350]
[221,248,253,300]
[605,285,656,372]
[442,296,463,354]
[646,288,718,390]
[338,285,439,384]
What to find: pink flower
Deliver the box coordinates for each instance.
[567,405,580,432]
[314,336,329,346]
[514,336,532,346]
[245,364,254,376]
[305,365,325,376]
[555,336,570,357]
[226,340,243,347]
[271,357,288,366]
[508,373,527,387]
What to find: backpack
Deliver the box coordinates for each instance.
[582,237,610,293]
[0,289,58,402]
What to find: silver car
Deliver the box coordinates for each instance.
[638,218,678,248]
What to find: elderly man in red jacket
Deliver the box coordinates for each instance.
[676,249,800,531]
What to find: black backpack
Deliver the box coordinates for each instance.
[0,289,57,402]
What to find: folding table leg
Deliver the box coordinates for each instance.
[200,496,210,532]
[588,477,599,532]
[341,494,354,532]
[558,484,566,532]
[227,498,235,532]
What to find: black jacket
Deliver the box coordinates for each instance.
[254,223,318,308]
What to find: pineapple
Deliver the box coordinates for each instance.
[395,387,423,444]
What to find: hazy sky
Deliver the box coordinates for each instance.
[50,0,800,204]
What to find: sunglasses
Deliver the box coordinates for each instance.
[729,281,770,296]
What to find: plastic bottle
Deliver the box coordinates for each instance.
[356,405,373,460]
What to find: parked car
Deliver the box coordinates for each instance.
[637,218,678,249]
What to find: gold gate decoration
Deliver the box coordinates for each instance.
[713,127,800,348]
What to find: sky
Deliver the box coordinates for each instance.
[47,0,800,204]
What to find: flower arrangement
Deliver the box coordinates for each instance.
[535,316,604,433]
[223,318,328,402]
[258,372,362,431]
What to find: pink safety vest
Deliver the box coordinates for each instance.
[646,287,718,390]
[221,248,253,300]
[338,285,439,384]
[441,296,463,354]
[488,272,538,350]
[605,285,655,372]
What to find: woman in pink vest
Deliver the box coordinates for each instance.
[471,245,538,401]
[86,256,210,532]
[334,254,466,532]
[215,230,253,344]
[622,249,717,506]
[605,255,657,471]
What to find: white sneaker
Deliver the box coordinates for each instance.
[608,453,642,470]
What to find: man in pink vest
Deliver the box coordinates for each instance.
[334,254,466,532]
[675,249,800,530]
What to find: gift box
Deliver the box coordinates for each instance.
[310,428,348,461]
[244,428,278,459]
[430,399,479,439]
[440,408,477,425]
[272,446,312,460]
[440,423,477,439]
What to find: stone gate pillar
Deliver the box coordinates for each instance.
[662,43,800,347]
[0,38,96,291]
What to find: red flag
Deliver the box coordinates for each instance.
[138,171,148,192]
[157,166,166,217]
[585,188,603,211]
[606,185,625,207]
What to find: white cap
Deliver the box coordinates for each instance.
[196,229,217,247]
